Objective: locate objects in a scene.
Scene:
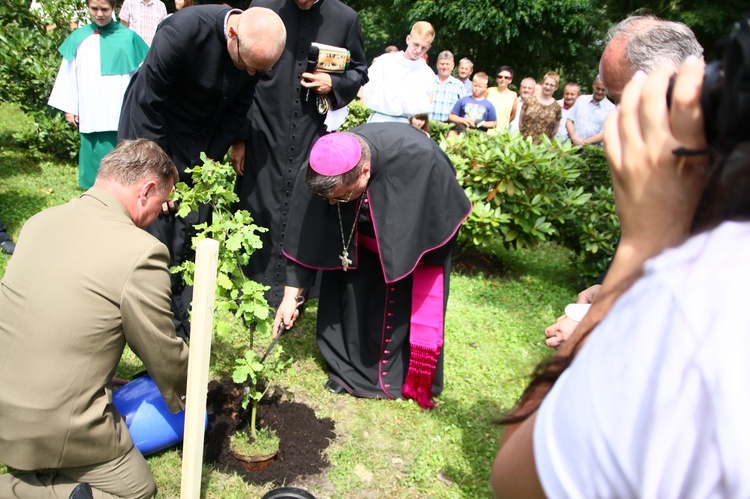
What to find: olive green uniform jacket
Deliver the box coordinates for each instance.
[0,187,188,470]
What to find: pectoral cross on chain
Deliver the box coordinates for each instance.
[340,249,352,271]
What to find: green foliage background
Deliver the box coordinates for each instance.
[3,0,744,138]
[345,0,746,94]
[0,0,80,158]
[2,0,745,160]
[1,1,745,494]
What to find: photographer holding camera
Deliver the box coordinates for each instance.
[544,14,705,348]
[492,14,750,498]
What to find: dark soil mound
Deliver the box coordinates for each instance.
[204,380,335,486]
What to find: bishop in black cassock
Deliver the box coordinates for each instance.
[278,124,471,409]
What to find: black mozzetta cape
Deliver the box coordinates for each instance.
[283,123,472,285]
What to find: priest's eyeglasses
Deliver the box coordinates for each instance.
[235,30,266,75]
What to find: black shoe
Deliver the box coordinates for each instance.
[0,239,14,255]
[69,482,94,499]
[324,379,347,394]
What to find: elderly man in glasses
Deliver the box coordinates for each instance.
[118,5,286,340]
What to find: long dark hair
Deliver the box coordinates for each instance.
[500,140,750,425]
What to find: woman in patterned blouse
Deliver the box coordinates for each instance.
[519,71,563,144]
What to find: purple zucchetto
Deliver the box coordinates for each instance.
[309,133,362,176]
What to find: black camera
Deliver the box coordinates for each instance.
[678,13,750,150]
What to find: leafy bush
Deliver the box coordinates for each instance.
[429,120,452,141]
[556,146,618,278]
[558,185,619,279]
[342,101,618,278]
[340,99,372,130]
[0,0,80,158]
[577,186,619,277]
[573,145,611,191]
[444,132,618,278]
[13,112,79,159]
[445,131,591,250]
[171,153,272,340]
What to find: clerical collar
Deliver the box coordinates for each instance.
[223,8,243,39]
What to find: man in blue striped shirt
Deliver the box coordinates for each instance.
[429,50,467,122]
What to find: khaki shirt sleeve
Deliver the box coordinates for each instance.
[121,241,189,413]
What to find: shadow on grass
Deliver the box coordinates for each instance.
[432,396,509,497]
[0,189,52,230]
[457,240,585,293]
[452,247,506,278]
[0,148,43,180]
[0,131,19,149]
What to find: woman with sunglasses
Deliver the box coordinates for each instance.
[485,65,518,132]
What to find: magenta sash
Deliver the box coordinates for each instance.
[401,264,444,409]
[361,233,444,409]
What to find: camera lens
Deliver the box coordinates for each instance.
[666,60,723,145]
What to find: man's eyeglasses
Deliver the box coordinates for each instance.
[321,185,356,204]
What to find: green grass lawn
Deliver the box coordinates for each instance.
[0,103,579,498]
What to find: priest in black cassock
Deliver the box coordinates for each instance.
[235,0,368,308]
[274,124,472,409]
[117,5,286,339]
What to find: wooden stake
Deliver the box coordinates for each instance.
[180,238,219,499]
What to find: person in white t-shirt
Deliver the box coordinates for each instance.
[554,81,580,142]
[491,52,750,497]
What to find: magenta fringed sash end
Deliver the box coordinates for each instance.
[401,264,444,410]
[402,343,442,409]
